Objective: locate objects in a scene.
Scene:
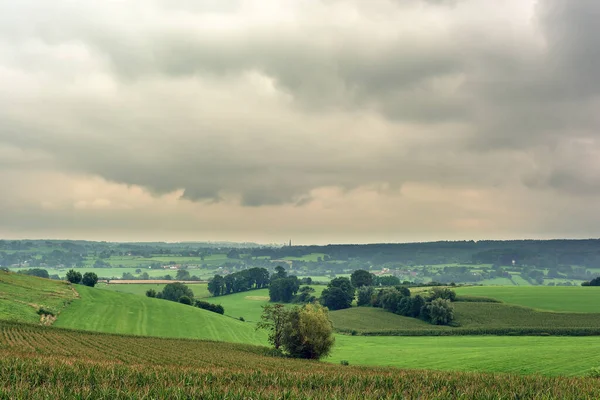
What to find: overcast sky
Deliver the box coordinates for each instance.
[1,0,599,244]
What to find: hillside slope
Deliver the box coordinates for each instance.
[0,271,265,345]
[54,285,267,345]
[0,271,77,323]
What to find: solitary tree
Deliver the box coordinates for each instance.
[66,269,82,284]
[424,298,454,325]
[81,272,98,287]
[257,304,289,350]
[281,303,335,360]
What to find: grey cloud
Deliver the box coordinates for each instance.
[1,0,600,209]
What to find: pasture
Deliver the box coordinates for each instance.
[4,322,600,399]
[455,286,600,312]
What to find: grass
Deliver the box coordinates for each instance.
[53,285,266,345]
[97,282,211,298]
[455,286,600,312]
[210,286,326,323]
[330,335,600,376]
[0,271,77,323]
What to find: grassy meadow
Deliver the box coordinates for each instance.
[455,286,600,312]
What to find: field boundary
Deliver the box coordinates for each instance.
[337,327,600,337]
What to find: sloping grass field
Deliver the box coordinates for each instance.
[54,285,266,345]
[4,321,600,399]
[0,271,78,323]
[455,286,600,312]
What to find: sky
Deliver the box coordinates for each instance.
[1,0,599,245]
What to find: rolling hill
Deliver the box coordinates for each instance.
[0,271,265,345]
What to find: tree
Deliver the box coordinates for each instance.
[321,287,353,310]
[81,272,98,287]
[269,276,300,303]
[271,266,288,281]
[423,298,454,325]
[146,289,157,298]
[281,303,335,360]
[357,286,374,306]
[320,277,355,310]
[208,275,225,296]
[428,287,456,302]
[20,268,49,279]
[257,304,289,350]
[160,282,194,302]
[293,286,316,304]
[66,269,82,284]
[176,269,191,281]
[179,295,193,305]
[351,269,373,288]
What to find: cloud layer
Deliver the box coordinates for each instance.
[1,0,600,243]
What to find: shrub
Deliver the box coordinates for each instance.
[179,296,193,305]
[81,272,98,287]
[145,289,157,298]
[239,317,245,322]
[37,307,55,316]
[422,298,454,325]
[340,360,350,366]
[589,367,600,378]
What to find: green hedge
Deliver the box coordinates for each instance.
[337,327,600,337]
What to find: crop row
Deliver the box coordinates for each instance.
[3,321,600,399]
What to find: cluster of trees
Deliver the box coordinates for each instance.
[18,268,54,279]
[365,286,456,326]
[66,269,98,287]
[269,267,300,302]
[582,277,600,286]
[146,283,225,314]
[320,277,355,310]
[208,268,270,296]
[257,303,334,359]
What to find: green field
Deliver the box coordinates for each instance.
[329,303,600,335]
[330,335,600,376]
[211,286,326,323]
[98,282,211,298]
[455,286,600,312]
[54,285,266,345]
